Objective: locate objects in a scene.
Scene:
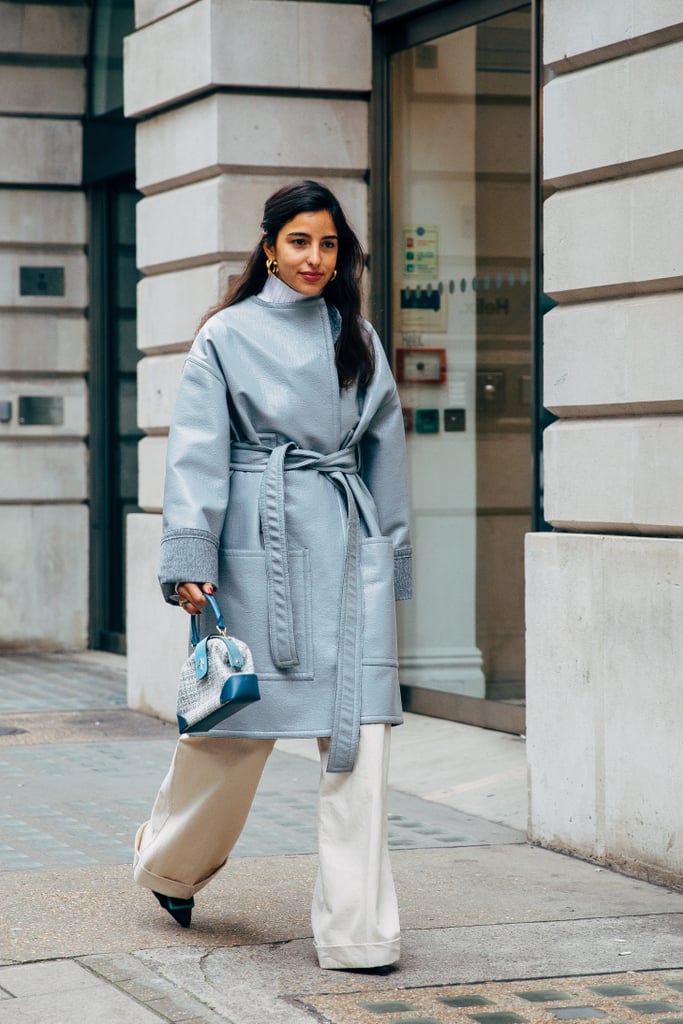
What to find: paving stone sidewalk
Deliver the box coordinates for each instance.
[1,651,682,1024]
[0,654,522,871]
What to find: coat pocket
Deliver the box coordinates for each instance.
[360,538,399,668]
[217,548,314,680]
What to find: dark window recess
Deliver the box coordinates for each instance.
[86,0,139,653]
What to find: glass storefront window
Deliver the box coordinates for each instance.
[390,8,532,715]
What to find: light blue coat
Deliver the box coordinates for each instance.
[159,294,412,771]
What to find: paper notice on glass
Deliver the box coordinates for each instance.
[397,284,448,332]
[403,226,439,277]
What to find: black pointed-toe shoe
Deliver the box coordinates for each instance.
[153,890,194,928]
[344,964,397,976]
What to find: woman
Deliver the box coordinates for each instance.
[134,180,412,973]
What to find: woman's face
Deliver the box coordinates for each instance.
[263,209,338,296]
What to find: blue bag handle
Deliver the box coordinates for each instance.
[190,591,225,647]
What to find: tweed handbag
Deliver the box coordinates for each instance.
[176,592,260,734]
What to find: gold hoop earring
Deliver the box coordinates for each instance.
[266,258,278,277]
[330,269,337,282]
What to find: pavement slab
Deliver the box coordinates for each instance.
[0,653,127,714]
[88,920,683,1024]
[3,845,682,963]
[0,959,168,1023]
[0,737,523,871]
[0,708,175,745]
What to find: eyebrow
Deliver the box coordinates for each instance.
[286,230,338,240]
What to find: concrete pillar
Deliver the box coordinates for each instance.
[0,3,89,649]
[124,0,372,717]
[527,1,683,884]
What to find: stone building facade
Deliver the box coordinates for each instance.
[526,1,683,887]
[0,0,681,884]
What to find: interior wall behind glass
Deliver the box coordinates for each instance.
[390,7,532,703]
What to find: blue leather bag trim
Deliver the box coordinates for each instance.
[190,591,226,646]
[177,673,260,734]
[194,634,244,680]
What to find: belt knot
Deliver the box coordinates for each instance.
[231,440,363,773]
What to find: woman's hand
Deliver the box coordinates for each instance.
[176,582,214,615]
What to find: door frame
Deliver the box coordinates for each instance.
[370,0,542,733]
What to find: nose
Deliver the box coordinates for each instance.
[307,244,322,267]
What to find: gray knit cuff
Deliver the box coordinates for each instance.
[394,546,413,601]
[159,528,219,604]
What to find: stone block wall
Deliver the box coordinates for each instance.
[527,0,683,885]
[0,2,89,649]
[124,0,372,718]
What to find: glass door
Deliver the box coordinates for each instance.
[388,6,533,730]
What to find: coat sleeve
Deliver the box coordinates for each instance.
[360,332,413,600]
[158,333,231,603]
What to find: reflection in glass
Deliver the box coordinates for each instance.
[91,0,134,117]
[390,9,532,707]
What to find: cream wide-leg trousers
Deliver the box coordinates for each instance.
[134,723,400,969]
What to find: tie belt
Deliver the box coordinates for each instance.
[230,441,362,772]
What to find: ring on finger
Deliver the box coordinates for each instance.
[179,598,190,607]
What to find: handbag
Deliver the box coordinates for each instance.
[176,592,260,734]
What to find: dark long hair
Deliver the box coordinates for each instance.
[199,180,375,387]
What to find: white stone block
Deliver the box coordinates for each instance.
[135,0,194,29]
[137,174,367,274]
[543,417,683,534]
[279,2,371,92]
[544,0,683,71]
[526,531,683,884]
[124,0,210,119]
[0,377,87,439]
[0,314,87,373]
[0,117,82,185]
[137,434,167,512]
[137,352,185,432]
[0,66,85,116]
[137,263,235,353]
[136,177,232,273]
[0,440,86,501]
[0,252,87,310]
[125,0,371,118]
[544,42,683,186]
[0,3,89,56]
[0,191,86,246]
[136,93,368,194]
[126,512,187,722]
[544,167,683,301]
[544,294,683,416]
[0,504,88,649]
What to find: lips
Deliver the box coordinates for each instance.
[300,273,323,283]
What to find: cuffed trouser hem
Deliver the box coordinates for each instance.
[133,736,275,903]
[316,938,401,971]
[133,824,219,900]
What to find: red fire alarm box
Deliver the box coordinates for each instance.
[396,348,447,385]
